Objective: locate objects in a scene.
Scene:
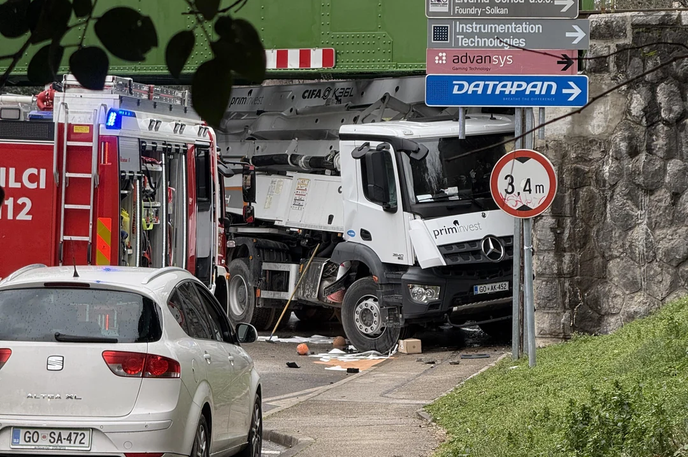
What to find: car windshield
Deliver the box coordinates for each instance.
[402,134,511,208]
[0,288,161,343]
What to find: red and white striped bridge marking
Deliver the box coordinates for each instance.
[265,48,336,70]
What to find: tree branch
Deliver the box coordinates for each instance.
[501,39,688,64]
[447,51,688,161]
[0,39,33,91]
[79,0,100,48]
[218,0,248,14]
[184,0,213,45]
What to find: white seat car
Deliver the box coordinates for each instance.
[0,264,262,457]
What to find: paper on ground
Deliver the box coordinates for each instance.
[256,334,334,344]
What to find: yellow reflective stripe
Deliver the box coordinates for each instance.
[96,218,112,265]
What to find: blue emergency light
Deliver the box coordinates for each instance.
[105,108,136,129]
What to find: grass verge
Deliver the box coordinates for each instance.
[426,297,688,457]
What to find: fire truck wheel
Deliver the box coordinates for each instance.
[341,277,400,353]
[228,258,256,324]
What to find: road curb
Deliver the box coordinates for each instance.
[264,429,314,457]
[415,352,509,424]
[263,357,390,419]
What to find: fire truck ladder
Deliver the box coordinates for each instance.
[55,103,103,265]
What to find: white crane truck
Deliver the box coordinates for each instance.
[217,76,516,353]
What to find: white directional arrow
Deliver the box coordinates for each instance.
[565,25,586,44]
[562,81,582,101]
[554,0,575,12]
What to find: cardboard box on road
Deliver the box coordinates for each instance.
[399,338,422,354]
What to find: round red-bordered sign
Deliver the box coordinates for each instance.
[489,149,557,219]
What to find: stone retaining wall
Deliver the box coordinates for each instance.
[533,11,688,344]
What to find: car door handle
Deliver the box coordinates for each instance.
[203,353,212,363]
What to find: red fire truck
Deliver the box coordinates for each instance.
[0,75,234,311]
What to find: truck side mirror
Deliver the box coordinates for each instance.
[365,150,397,213]
[242,165,256,203]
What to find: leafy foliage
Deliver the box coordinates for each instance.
[69,46,108,90]
[192,59,233,128]
[0,0,30,38]
[0,0,267,129]
[94,7,157,62]
[426,297,688,457]
[27,43,63,84]
[166,31,196,80]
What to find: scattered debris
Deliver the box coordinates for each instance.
[460,353,490,359]
[449,360,461,365]
[296,343,309,355]
[346,367,360,374]
[333,335,347,349]
[257,334,334,344]
[286,362,300,368]
[415,357,436,364]
[399,338,422,354]
[312,348,395,372]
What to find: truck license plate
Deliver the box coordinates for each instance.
[473,281,508,295]
[11,428,92,450]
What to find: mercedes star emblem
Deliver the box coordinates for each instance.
[481,236,505,262]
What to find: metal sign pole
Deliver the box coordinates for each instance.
[524,108,536,367]
[512,108,523,360]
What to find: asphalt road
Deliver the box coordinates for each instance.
[243,312,502,413]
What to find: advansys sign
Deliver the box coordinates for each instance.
[426,49,577,75]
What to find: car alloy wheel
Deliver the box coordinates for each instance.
[248,398,262,457]
[191,415,209,457]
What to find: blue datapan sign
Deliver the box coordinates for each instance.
[425,74,589,107]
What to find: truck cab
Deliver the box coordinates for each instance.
[333,117,515,350]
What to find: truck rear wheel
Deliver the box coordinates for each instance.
[341,277,400,353]
[228,258,272,327]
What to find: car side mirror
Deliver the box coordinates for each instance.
[236,323,258,343]
[242,165,256,203]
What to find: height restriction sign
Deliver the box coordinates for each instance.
[490,149,558,218]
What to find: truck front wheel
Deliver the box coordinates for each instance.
[342,277,401,353]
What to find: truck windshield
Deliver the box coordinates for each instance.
[402,134,510,208]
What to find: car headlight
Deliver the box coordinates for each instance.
[408,284,441,304]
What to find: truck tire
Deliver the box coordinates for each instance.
[264,308,291,331]
[295,307,336,323]
[341,277,401,353]
[227,258,272,327]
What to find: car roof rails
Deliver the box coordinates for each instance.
[0,264,47,285]
[141,266,190,285]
